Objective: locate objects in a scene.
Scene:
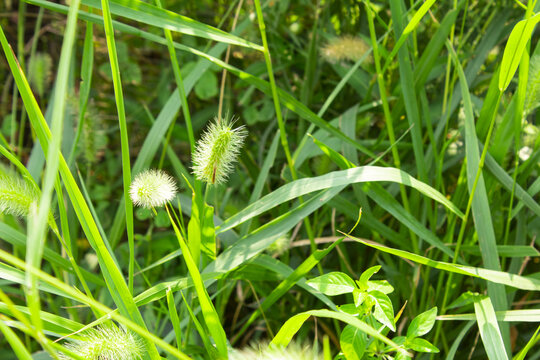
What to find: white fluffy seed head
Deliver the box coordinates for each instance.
[129,169,177,209]
[61,325,144,360]
[192,117,247,185]
[229,341,322,360]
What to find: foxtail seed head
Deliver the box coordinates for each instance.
[129,169,177,209]
[321,35,372,64]
[61,325,143,360]
[0,166,40,218]
[229,341,322,360]
[192,117,247,185]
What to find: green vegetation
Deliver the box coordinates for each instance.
[0,0,539,359]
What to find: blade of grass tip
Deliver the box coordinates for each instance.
[0,23,160,359]
[99,0,135,294]
[23,0,80,347]
[165,204,228,358]
[0,248,192,360]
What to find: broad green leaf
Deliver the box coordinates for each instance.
[340,324,366,360]
[370,290,396,331]
[473,296,509,360]
[270,309,409,356]
[307,272,357,296]
[407,307,437,338]
[358,265,381,290]
[406,338,439,353]
[367,280,394,294]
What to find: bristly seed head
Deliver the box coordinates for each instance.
[192,117,247,185]
[0,165,40,218]
[61,324,143,360]
[129,169,177,209]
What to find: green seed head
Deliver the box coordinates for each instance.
[192,117,247,185]
[129,169,178,209]
[61,325,143,360]
[0,165,40,218]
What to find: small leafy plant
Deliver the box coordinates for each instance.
[308,266,439,359]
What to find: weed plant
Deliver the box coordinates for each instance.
[0,0,539,359]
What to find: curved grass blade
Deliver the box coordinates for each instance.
[347,235,540,291]
[218,166,463,234]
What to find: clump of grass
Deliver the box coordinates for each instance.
[321,35,372,63]
[192,117,247,185]
[60,325,143,360]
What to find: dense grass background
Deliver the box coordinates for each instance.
[0,0,539,358]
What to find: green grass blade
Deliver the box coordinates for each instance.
[99,0,135,294]
[166,287,182,350]
[450,44,509,347]
[207,187,344,275]
[76,0,262,50]
[347,235,540,291]
[166,205,228,358]
[474,296,509,360]
[218,166,463,234]
[0,318,33,360]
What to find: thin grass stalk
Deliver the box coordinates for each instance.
[99,0,135,294]
[23,0,80,348]
[365,0,417,253]
[217,0,244,120]
[153,0,195,155]
[253,0,320,273]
